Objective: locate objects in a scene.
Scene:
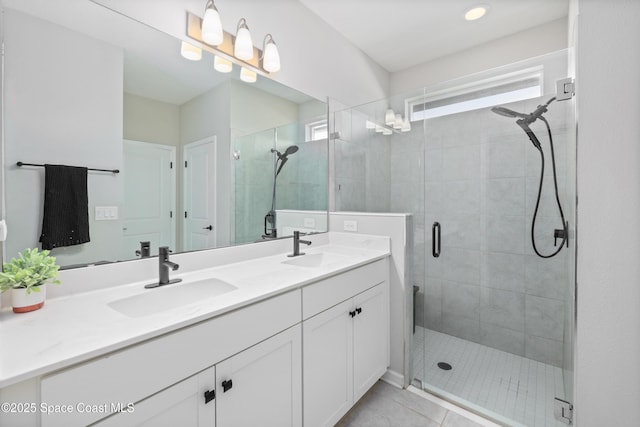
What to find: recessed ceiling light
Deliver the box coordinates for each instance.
[464,5,489,21]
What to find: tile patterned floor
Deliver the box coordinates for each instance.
[413,327,567,427]
[336,380,500,427]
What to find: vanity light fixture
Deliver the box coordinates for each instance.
[234,18,254,61]
[180,41,202,61]
[240,67,257,83]
[382,128,393,136]
[384,109,396,126]
[262,34,281,73]
[464,5,489,21]
[375,125,384,133]
[393,114,403,130]
[214,56,233,73]
[365,120,376,129]
[201,0,223,45]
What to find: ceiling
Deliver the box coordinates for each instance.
[298,0,569,72]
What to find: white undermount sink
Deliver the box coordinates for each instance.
[281,252,347,268]
[108,278,238,318]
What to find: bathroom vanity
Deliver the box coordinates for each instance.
[0,233,390,427]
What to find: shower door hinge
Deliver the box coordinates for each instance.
[554,398,573,424]
[556,77,575,101]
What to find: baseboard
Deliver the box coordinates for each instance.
[380,369,404,388]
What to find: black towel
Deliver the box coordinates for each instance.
[39,164,90,250]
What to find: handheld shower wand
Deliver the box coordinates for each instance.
[491,97,568,258]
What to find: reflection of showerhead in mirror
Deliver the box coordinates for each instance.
[271,145,299,176]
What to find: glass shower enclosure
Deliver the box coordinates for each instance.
[333,50,576,427]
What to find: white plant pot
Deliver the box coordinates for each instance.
[11,285,46,313]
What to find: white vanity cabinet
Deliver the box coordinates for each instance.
[302,260,390,427]
[93,325,302,427]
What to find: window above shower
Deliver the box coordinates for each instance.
[407,66,543,121]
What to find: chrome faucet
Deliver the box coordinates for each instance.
[287,231,312,257]
[135,241,151,258]
[145,246,182,288]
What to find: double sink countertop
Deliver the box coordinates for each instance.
[0,232,390,388]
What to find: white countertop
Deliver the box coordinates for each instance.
[0,233,389,388]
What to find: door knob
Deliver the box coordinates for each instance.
[203,225,213,231]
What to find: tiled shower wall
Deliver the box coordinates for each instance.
[419,100,570,368]
[334,95,571,369]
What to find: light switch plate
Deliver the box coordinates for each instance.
[303,218,316,228]
[95,206,119,221]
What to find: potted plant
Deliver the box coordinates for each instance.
[0,248,60,313]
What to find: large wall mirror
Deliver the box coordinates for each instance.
[2,0,328,268]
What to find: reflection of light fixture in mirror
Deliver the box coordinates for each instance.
[214,56,233,73]
[365,120,376,129]
[180,41,202,60]
[234,18,254,60]
[375,125,384,133]
[382,127,392,136]
[201,0,223,45]
[240,67,257,83]
[393,114,403,129]
[401,117,412,132]
[384,109,395,126]
[262,34,281,72]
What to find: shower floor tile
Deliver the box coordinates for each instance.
[414,327,567,427]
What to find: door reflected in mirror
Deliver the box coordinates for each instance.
[2,0,328,269]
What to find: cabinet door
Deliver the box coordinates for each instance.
[216,325,302,427]
[353,283,389,402]
[93,367,215,427]
[303,299,354,427]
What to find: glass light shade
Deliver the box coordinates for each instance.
[263,40,281,72]
[214,56,233,73]
[240,67,257,83]
[180,41,202,61]
[365,120,375,129]
[384,109,395,126]
[202,5,223,46]
[393,114,403,129]
[401,117,412,132]
[234,20,254,61]
[382,128,392,136]
[375,125,384,133]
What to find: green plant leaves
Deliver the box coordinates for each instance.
[0,248,60,293]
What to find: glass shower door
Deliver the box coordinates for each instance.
[421,83,575,427]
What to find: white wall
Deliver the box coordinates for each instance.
[94,0,389,107]
[390,18,568,95]
[123,93,181,147]
[3,10,124,266]
[574,0,640,425]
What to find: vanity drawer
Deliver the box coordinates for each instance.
[40,289,301,427]
[302,258,388,320]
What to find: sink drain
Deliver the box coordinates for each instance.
[437,362,452,371]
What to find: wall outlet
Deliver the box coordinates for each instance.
[304,218,316,228]
[343,220,358,232]
[95,206,119,221]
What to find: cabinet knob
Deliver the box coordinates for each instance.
[204,389,216,404]
[222,379,233,392]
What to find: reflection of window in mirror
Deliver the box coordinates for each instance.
[305,120,328,142]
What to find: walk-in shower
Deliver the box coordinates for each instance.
[333,50,576,426]
[264,144,299,238]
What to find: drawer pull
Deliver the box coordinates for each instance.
[204,389,216,404]
[222,379,233,392]
[349,310,356,318]
[356,307,362,315]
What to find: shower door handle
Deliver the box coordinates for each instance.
[432,222,441,258]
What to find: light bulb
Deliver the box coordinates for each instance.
[214,56,233,73]
[201,0,223,46]
[240,67,257,83]
[234,19,254,61]
[401,117,412,132]
[262,35,281,72]
[180,41,202,61]
[394,114,403,129]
